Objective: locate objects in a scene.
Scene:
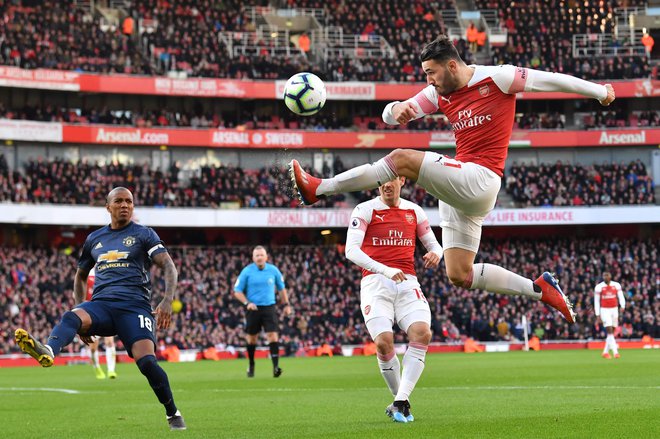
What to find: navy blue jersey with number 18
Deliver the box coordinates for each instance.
[78,221,168,303]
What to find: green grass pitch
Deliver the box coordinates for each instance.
[1,350,658,438]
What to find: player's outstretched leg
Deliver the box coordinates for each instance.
[534,272,576,323]
[466,263,576,324]
[289,156,398,206]
[15,329,54,367]
[136,354,186,430]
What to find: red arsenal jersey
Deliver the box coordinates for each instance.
[350,198,430,278]
[595,282,622,308]
[411,65,529,177]
[437,76,516,176]
[361,207,418,277]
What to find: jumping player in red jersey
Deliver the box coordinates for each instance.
[346,177,442,423]
[291,35,617,324]
[594,271,625,359]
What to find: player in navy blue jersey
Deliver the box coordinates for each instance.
[15,187,186,431]
[234,245,291,378]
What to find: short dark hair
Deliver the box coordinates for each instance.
[420,35,463,64]
[106,186,132,204]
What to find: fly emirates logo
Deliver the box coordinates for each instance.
[452,109,492,132]
[372,229,413,246]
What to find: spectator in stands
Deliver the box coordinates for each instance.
[642,31,654,58]
[298,32,311,53]
[466,22,479,53]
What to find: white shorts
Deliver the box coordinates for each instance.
[417,152,501,253]
[360,274,431,339]
[600,307,619,328]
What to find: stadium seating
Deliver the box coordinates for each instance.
[0,102,455,131]
[1,155,654,208]
[580,110,660,129]
[2,237,657,356]
[0,0,654,80]
[474,0,651,80]
[505,160,656,207]
[0,0,153,74]
[4,102,657,133]
[0,155,347,208]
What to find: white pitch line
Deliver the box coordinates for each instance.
[202,385,660,393]
[0,387,81,394]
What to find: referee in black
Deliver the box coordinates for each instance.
[234,246,292,377]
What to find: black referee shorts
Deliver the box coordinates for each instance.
[245,305,279,335]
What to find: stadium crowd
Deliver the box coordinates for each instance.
[583,109,660,129]
[0,154,346,208]
[3,101,658,132]
[505,160,656,207]
[0,102,455,132]
[0,0,654,81]
[0,0,153,75]
[0,155,655,209]
[476,0,652,80]
[1,237,657,357]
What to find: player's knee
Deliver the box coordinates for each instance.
[375,333,394,355]
[408,325,432,345]
[447,272,468,287]
[446,265,472,288]
[136,354,158,375]
[376,339,394,355]
[60,311,82,331]
[387,148,409,177]
[415,329,432,345]
[387,149,418,178]
[388,148,407,162]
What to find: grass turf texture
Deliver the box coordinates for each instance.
[1,349,658,438]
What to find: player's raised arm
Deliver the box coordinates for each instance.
[491,65,615,105]
[382,85,439,125]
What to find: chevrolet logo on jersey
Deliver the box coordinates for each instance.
[98,250,130,263]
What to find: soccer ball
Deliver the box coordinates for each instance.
[283,72,327,116]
